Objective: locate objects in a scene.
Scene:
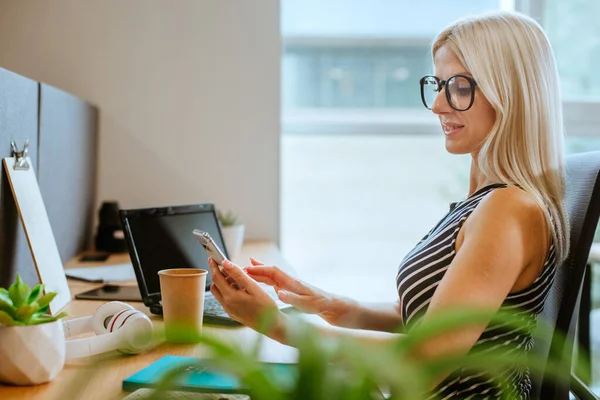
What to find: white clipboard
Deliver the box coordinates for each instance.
[3,143,71,314]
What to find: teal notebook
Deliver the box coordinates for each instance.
[123,355,296,394]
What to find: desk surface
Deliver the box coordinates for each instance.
[0,242,298,400]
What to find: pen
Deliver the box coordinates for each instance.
[65,275,105,284]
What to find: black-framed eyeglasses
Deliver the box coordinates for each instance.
[419,74,478,111]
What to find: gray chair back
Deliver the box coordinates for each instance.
[532,151,600,400]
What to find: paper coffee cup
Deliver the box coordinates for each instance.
[158,268,207,344]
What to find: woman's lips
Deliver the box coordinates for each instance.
[442,123,464,136]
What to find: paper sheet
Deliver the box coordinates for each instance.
[66,263,136,283]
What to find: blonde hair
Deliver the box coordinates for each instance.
[432,11,569,261]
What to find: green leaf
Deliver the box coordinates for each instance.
[27,284,45,305]
[0,310,20,326]
[15,303,40,321]
[0,289,15,316]
[8,275,30,307]
[217,209,239,227]
[29,312,67,325]
[29,316,57,325]
[37,292,57,308]
[0,289,13,304]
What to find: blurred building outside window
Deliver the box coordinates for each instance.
[280,0,600,387]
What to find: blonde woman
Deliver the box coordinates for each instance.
[209,11,568,399]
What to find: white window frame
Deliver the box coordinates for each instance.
[516,0,600,137]
[282,1,600,138]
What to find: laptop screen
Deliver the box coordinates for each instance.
[120,204,228,300]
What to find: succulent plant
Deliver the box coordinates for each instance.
[0,275,67,326]
[217,209,240,227]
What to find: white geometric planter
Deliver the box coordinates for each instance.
[0,320,65,385]
[222,224,245,260]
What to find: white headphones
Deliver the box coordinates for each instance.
[63,301,153,360]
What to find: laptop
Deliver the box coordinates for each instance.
[119,203,290,326]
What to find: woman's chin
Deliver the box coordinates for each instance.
[444,139,471,155]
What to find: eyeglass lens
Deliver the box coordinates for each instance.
[422,76,474,111]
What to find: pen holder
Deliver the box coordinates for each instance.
[222,224,245,260]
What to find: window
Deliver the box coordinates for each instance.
[542,0,600,101]
[282,0,510,136]
[283,44,430,109]
[280,2,600,384]
[519,0,600,137]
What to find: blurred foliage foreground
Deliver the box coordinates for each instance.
[63,308,580,400]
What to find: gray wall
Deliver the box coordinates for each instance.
[0,69,38,287]
[38,84,98,263]
[0,0,281,243]
[0,71,97,287]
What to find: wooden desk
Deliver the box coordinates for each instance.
[0,242,298,400]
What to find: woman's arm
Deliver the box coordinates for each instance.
[243,259,403,332]
[336,300,403,332]
[269,311,403,348]
[212,187,549,388]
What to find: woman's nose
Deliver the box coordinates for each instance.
[431,88,451,114]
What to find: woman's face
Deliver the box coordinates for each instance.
[432,45,496,156]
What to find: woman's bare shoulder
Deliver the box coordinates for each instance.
[463,185,548,261]
[473,186,545,225]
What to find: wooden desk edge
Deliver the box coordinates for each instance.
[0,241,298,400]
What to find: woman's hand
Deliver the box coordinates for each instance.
[208,258,284,336]
[244,258,359,327]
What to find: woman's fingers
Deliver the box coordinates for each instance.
[245,265,289,283]
[246,273,278,287]
[278,290,318,314]
[209,257,240,290]
[250,257,264,266]
[277,290,294,304]
[210,283,224,303]
[209,263,228,288]
[221,260,260,294]
[246,266,306,294]
[208,257,217,268]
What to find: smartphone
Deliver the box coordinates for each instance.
[193,229,241,289]
[192,229,228,269]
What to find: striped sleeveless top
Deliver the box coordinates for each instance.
[396,183,557,399]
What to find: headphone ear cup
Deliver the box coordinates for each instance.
[91,301,135,335]
[106,309,153,354]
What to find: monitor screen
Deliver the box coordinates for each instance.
[122,206,227,298]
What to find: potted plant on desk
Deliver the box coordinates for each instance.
[0,275,67,385]
[218,209,245,259]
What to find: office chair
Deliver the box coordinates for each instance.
[531,151,600,400]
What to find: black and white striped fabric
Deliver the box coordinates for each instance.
[396,183,557,399]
